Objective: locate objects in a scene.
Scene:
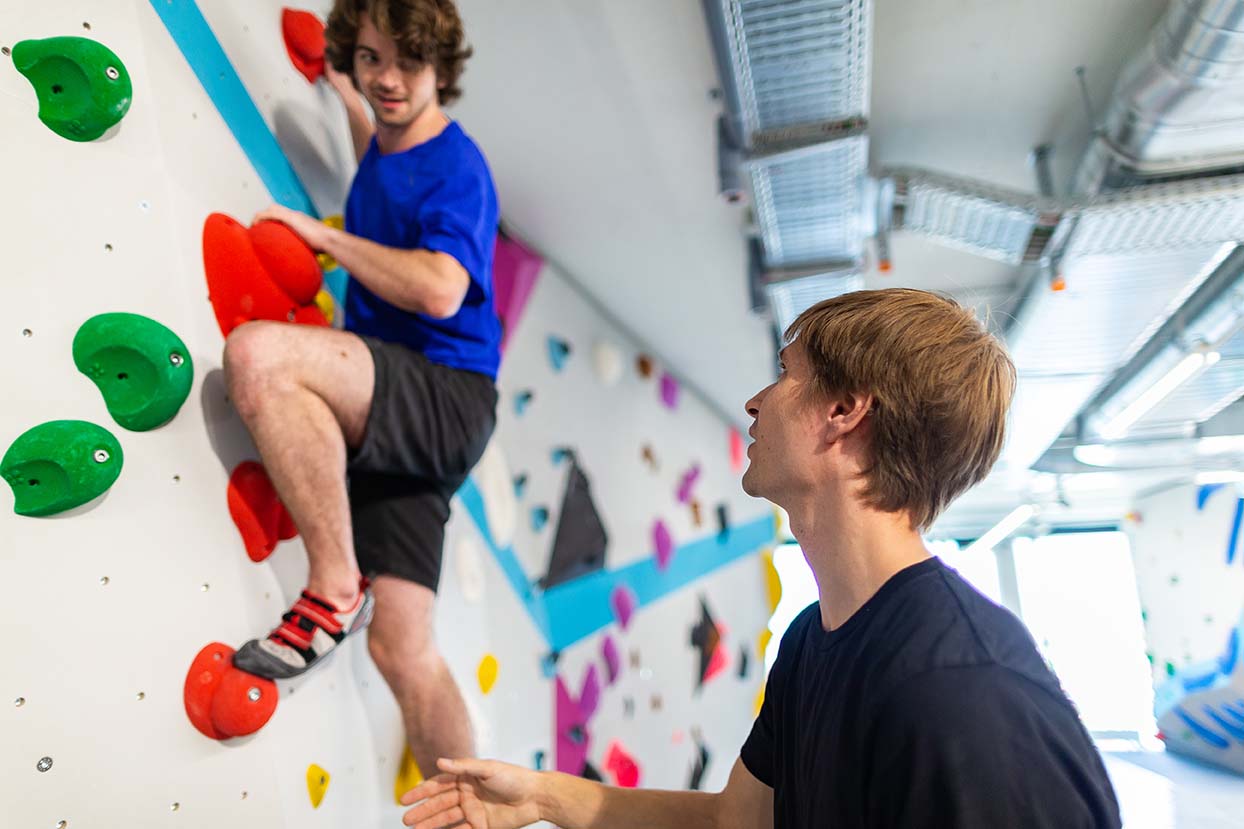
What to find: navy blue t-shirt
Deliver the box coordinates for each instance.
[344,121,501,379]
[742,557,1120,828]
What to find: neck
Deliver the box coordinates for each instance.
[785,492,930,631]
[376,102,450,155]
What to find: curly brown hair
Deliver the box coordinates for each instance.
[324,0,472,105]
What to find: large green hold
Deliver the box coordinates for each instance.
[1,421,123,517]
[11,36,132,142]
[73,313,194,431]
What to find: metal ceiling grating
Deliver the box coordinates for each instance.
[767,270,864,333]
[749,135,869,266]
[719,0,872,138]
[890,169,1045,265]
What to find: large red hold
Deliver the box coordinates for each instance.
[202,213,328,338]
[228,460,298,563]
[282,8,326,83]
[184,642,235,740]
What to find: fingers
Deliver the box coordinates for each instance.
[398,774,460,806]
[251,205,284,225]
[402,792,466,829]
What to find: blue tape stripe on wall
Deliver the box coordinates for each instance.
[541,513,776,651]
[152,0,777,650]
[458,477,775,651]
[148,0,317,216]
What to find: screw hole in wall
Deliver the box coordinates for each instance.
[1,47,10,56]
[104,243,113,252]
[83,21,91,30]
[22,328,32,338]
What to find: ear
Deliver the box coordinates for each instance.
[823,390,874,445]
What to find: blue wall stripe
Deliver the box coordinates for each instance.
[458,477,775,651]
[151,0,777,651]
[148,0,317,216]
[541,513,776,651]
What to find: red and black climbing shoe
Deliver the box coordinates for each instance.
[233,580,373,679]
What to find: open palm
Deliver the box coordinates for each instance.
[400,758,543,829]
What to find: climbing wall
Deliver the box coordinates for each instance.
[1,2,775,825]
[1125,483,1244,771]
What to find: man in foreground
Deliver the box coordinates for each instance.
[398,289,1122,828]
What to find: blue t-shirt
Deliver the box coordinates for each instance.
[344,121,501,379]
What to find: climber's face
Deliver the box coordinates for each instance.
[353,16,441,129]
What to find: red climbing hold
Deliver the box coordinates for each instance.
[183,641,279,740]
[228,461,298,563]
[282,8,326,84]
[202,213,328,338]
[603,740,641,788]
[210,665,278,737]
[184,642,234,740]
[248,218,322,304]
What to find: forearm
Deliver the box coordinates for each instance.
[537,772,720,829]
[320,228,463,318]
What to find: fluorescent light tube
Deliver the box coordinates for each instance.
[1100,351,1219,440]
[963,504,1036,555]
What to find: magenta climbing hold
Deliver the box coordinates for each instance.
[602,635,621,685]
[676,464,701,504]
[659,372,680,409]
[12,36,132,142]
[653,519,674,571]
[610,584,637,630]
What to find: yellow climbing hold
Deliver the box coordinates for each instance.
[394,745,424,804]
[306,763,330,808]
[313,288,336,325]
[316,215,345,271]
[477,653,499,695]
[761,548,782,613]
[753,684,766,717]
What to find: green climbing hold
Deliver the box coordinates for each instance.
[1164,660,1176,677]
[11,36,132,142]
[1,421,123,517]
[73,313,193,431]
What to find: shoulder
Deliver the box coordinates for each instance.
[871,564,1051,684]
[442,123,493,177]
[880,662,1075,731]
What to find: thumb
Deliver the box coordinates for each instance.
[437,757,495,778]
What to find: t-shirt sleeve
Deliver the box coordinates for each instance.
[865,665,1121,829]
[741,604,815,788]
[416,168,495,302]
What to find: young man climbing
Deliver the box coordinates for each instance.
[222,0,498,778]
[398,289,1123,829]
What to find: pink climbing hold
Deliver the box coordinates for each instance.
[493,233,543,353]
[602,635,621,685]
[659,372,680,410]
[729,428,745,472]
[610,584,637,631]
[653,520,674,571]
[676,464,701,504]
[604,740,641,788]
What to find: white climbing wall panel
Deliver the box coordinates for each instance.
[1,1,774,826]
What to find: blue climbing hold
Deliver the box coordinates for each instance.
[547,336,571,372]
[531,505,549,532]
[515,390,534,417]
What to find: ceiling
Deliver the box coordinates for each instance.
[451,0,1186,535]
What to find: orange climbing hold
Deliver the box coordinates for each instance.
[282,8,327,83]
[228,461,297,563]
[202,212,328,338]
[183,642,279,740]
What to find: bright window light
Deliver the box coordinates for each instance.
[1100,351,1220,440]
[1193,470,1244,485]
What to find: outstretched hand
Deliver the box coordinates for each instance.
[400,758,543,829]
[323,62,358,102]
[252,204,332,252]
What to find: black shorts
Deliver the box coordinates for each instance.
[348,335,497,592]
